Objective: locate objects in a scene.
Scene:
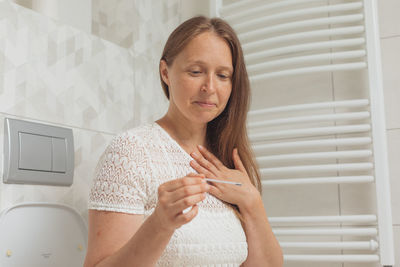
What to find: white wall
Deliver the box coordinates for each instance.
[378,0,400,266]
[57,0,91,33]
[180,0,209,21]
[13,0,91,33]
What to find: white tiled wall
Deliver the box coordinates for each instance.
[381,37,400,130]
[378,0,400,266]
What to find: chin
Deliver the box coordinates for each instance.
[190,114,217,124]
[187,107,223,124]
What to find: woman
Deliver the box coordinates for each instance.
[84,16,283,267]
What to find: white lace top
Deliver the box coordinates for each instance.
[88,122,248,266]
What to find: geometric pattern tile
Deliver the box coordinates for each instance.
[92,0,182,125]
[0,0,134,135]
[92,0,135,49]
[129,0,181,125]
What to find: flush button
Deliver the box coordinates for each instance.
[19,132,52,171]
[52,137,67,173]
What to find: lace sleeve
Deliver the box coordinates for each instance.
[88,132,149,214]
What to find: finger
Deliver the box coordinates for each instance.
[161,175,205,193]
[186,172,206,180]
[190,152,219,175]
[197,145,225,170]
[176,204,199,224]
[190,159,215,179]
[207,184,223,199]
[187,172,205,177]
[233,148,246,172]
[172,192,206,214]
[170,182,210,203]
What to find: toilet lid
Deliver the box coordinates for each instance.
[0,202,87,267]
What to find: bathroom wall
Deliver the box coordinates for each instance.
[12,0,92,33]
[379,0,400,266]
[91,0,178,124]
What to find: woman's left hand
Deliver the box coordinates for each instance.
[189,145,260,210]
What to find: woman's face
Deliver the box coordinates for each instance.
[160,32,233,124]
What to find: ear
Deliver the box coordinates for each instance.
[159,60,170,86]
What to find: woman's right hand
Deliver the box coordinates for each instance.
[151,173,210,232]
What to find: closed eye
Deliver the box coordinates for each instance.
[189,71,202,76]
[218,74,230,79]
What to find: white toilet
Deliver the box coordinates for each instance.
[0,202,87,267]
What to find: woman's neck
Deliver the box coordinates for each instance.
[156,113,208,153]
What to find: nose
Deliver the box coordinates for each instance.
[201,73,217,93]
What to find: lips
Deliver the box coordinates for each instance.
[195,101,216,108]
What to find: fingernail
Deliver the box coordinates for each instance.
[191,152,197,157]
[198,145,203,149]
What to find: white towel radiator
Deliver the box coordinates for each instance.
[211,0,395,265]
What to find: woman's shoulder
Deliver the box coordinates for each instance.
[112,122,159,147]
[99,122,158,166]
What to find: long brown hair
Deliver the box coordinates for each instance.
[159,16,261,220]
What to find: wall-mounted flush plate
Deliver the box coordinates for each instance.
[3,118,74,186]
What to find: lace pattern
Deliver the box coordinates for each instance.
[88,122,248,266]
[89,131,151,214]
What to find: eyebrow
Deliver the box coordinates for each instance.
[187,60,233,73]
